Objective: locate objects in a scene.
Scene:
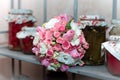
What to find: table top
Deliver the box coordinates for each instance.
[0,47,120,80]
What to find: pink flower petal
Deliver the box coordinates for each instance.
[79,33,88,44]
[47,49,53,57]
[62,30,75,41]
[45,38,52,44]
[69,49,80,58]
[62,40,70,50]
[56,37,64,44]
[79,53,85,59]
[36,27,46,40]
[60,64,69,72]
[54,31,61,38]
[45,30,53,39]
[32,47,39,55]
[59,25,65,32]
[41,59,50,67]
[83,43,89,49]
[53,44,62,51]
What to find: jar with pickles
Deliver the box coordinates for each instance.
[79,15,107,65]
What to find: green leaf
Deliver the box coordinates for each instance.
[66,19,73,29]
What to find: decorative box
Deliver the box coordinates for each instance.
[79,15,107,65]
[6,9,36,50]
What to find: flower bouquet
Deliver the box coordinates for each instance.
[32,14,89,71]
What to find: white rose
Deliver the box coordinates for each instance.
[71,38,80,46]
[39,43,48,54]
[70,20,82,36]
[45,18,59,29]
[33,33,41,45]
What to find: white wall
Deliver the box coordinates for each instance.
[78,0,112,23]
[117,0,120,19]
[0,0,10,31]
[0,0,10,45]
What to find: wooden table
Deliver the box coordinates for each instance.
[0,47,120,80]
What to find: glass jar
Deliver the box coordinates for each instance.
[106,19,120,76]
[17,27,36,54]
[107,50,120,76]
[109,19,120,35]
[79,15,107,65]
[7,9,36,50]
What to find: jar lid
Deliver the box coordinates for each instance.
[112,19,120,24]
[9,9,33,15]
[109,35,120,42]
[79,15,105,20]
[16,26,36,39]
[102,41,120,61]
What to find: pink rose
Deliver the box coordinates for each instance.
[79,33,87,44]
[54,31,61,38]
[41,59,50,67]
[45,38,52,44]
[59,25,65,32]
[50,59,59,64]
[32,47,39,56]
[69,49,80,58]
[53,23,60,31]
[78,47,85,54]
[59,14,71,23]
[53,44,62,51]
[44,30,53,44]
[45,30,53,39]
[83,43,89,49]
[36,27,46,40]
[56,37,64,44]
[62,40,70,50]
[60,64,69,72]
[62,30,75,41]
[47,49,53,57]
[79,53,85,59]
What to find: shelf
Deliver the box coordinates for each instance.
[0,47,40,65]
[68,66,120,80]
[0,47,120,80]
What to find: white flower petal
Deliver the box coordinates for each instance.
[47,65,57,71]
[33,33,41,45]
[45,18,59,29]
[57,52,75,65]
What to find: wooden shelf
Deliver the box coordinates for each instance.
[0,47,120,80]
